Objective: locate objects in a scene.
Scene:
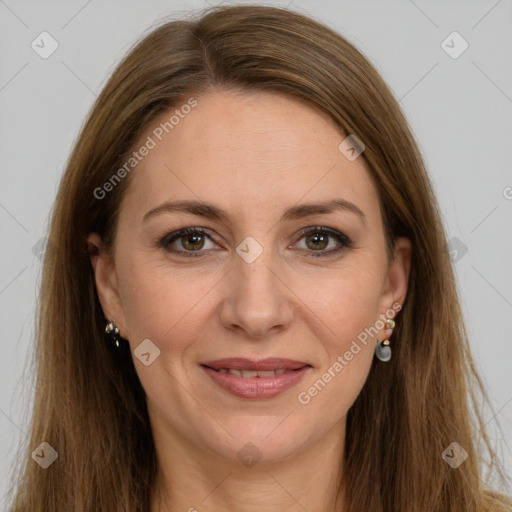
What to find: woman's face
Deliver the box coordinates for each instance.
[89,89,411,465]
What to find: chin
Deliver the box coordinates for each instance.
[194,414,317,466]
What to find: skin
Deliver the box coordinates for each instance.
[88,88,411,511]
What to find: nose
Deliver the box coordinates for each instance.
[218,244,294,339]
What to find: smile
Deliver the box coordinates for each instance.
[210,368,287,377]
[200,358,312,399]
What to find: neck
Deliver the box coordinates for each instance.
[150,420,347,512]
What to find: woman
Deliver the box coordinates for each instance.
[6,4,510,511]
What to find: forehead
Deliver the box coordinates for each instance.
[120,89,380,228]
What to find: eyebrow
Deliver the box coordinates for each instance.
[142,198,366,226]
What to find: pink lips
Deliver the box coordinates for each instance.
[201,357,311,400]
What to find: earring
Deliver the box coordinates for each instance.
[375,317,395,362]
[104,321,127,350]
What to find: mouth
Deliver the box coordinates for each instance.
[200,358,312,400]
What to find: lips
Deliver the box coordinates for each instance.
[211,368,286,378]
[201,357,309,372]
[200,358,312,399]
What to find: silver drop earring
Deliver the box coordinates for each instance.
[375,318,395,362]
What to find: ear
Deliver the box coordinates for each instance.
[87,233,128,337]
[378,236,412,316]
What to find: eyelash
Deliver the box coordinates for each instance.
[158,226,352,259]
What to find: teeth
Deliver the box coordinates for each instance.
[220,368,288,378]
[257,370,276,377]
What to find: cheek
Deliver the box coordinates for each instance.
[302,258,384,345]
[297,298,377,418]
[297,348,374,424]
[294,261,383,409]
[116,255,218,355]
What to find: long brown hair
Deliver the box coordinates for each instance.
[6,5,510,511]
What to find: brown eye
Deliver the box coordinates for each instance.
[304,231,329,251]
[295,227,351,257]
[179,232,205,251]
[160,228,217,257]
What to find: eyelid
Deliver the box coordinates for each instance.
[293,225,351,245]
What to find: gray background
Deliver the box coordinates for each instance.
[1,0,511,503]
